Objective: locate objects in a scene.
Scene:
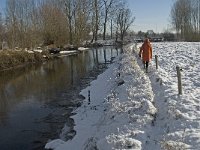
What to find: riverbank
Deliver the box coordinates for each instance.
[0,50,52,71]
[0,46,120,150]
[0,46,92,72]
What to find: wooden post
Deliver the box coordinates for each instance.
[176,66,182,95]
[88,90,91,105]
[110,19,113,39]
[155,55,158,69]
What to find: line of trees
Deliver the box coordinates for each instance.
[171,0,200,41]
[0,0,134,49]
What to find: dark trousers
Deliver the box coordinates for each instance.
[143,61,149,72]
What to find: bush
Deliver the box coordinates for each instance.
[0,50,48,71]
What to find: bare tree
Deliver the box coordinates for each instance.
[171,0,200,41]
[91,0,101,42]
[74,0,91,45]
[29,0,44,49]
[177,0,191,40]
[5,0,43,48]
[64,0,76,45]
[5,0,18,49]
[94,0,99,41]
[40,1,68,46]
[102,0,118,40]
[115,4,134,42]
[3,0,136,48]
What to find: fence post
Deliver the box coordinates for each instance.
[155,55,158,69]
[176,66,182,95]
[88,90,91,104]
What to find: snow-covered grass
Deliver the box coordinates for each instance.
[45,42,200,150]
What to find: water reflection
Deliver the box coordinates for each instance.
[0,46,122,149]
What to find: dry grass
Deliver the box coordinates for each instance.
[0,50,51,71]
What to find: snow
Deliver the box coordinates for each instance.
[26,50,34,54]
[45,42,200,150]
[33,49,43,53]
[59,50,77,54]
[78,47,89,51]
[59,47,89,54]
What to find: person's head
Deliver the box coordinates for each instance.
[144,38,150,43]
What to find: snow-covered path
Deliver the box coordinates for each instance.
[134,46,188,149]
[46,42,200,150]
[134,42,200,149]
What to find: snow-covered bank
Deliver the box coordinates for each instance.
[46,42,200,150]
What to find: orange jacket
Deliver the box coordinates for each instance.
[139,39,152,62]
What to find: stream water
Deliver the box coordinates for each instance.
[0,46,121,150]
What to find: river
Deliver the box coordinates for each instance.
[0,46,121,150]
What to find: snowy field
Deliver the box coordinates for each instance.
[46,42,200,150]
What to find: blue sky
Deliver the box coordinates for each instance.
[0,0,174,33]
[127,0,175,33]
[0,0,6,13]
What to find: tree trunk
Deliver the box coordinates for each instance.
[103,14,107,40]
[94,0,98,41]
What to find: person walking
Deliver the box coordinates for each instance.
[139,38,152,73]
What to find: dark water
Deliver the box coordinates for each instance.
[0,47,121,150]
